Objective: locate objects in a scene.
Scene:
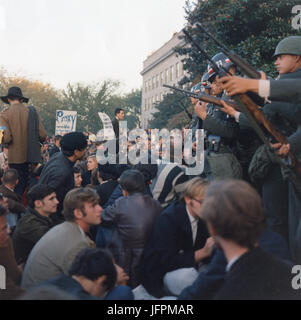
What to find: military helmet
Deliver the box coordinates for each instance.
[191,82,202,93]
[201,72,211,91]
[273,36,301,57]
[207,52,234,81]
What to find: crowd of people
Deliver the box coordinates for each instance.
[0,34,301,301]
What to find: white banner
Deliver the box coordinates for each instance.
[55,110,77,135]
[98,112,115,140]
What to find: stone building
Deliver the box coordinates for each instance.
[140,31,187,129]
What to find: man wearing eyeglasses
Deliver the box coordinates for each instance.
[140,177,214,298]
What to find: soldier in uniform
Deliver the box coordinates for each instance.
[219,36,301,261]
[194,53,242,180]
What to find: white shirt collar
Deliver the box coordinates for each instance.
[226,255,241,272]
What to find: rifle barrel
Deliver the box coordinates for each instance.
[195,23,261,79]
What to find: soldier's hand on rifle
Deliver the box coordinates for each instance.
[220,100,237,118]
[219,75,260,96]
[271,143,290,156]
[195,101,207,120]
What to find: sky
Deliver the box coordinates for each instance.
[0,0,188,93]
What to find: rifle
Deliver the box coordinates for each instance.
[195,23,262,79]
[182,27,301,186]
[163,84,240,111]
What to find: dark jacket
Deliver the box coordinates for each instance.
[12,207,55,264]
[39,152,74,218]
[140,200,210,297]
[214,247,300,300]
[112,118,119,138]
[0,184,25,215]
[95,179,119,207]
[178,228,292,300]
[101,193,162,287]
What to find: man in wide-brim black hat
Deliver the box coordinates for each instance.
[0,87,29,104]
[0,87,47,196]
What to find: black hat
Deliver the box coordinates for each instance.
[60,132,88,152]
[0,87,29,104]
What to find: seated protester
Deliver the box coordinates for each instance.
[201,180,300,300]
[140,178,213,298]
[74,167,83,188]
[12,184,58,264]
[178,228,292,300]
[104,163,155,209]
[82,154,98,187]
[90,167,103,186]
[97,170,162,288]
[150,137,191,208]
[0,205,25,300]
[0,169,26,230]
[35,248,133,300]
[94,164,121,207]
[21,188,104,289]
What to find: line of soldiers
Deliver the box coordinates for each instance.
[190,36,301,263]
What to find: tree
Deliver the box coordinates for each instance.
[149,91,191,129]
[61,80,120,133]
[111,89,142,129]
[0,69,62,135]
[178,0,301,84]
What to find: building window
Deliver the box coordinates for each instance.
[152,96,155,106]
[165,69,169,83]
[152,77,155,90]
[148,98,151,109]
[145,82,147,93]
[170,66,174,81]
[156,74,159,88]
[160,72,164,84]
[176,63,180,78]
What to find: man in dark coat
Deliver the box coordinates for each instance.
[140,178,213,297]
[12,184,58,264]
[112,108,125,139]
[200,179,300,300]
[39,132,87,223]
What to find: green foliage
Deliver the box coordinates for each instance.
[178,0,301,82]
[61,80,120,133]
